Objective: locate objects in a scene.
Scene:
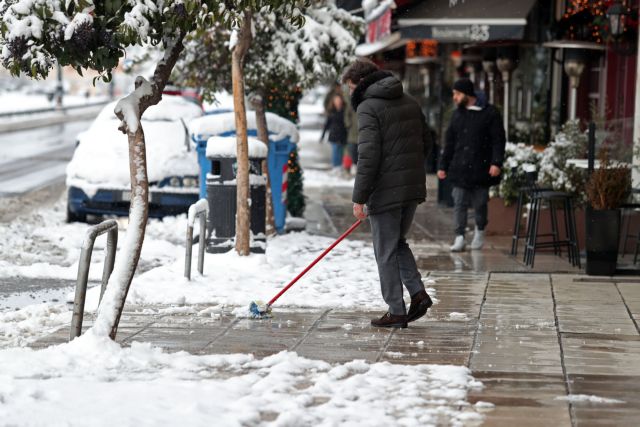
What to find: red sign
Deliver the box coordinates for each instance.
[367,8,392,44]
[406,40,438,58]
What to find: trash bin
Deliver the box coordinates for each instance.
[205,136,267,253]
[267,138,296,232]
[189,112,299,233]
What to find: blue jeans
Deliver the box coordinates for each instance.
[330,142,343,167]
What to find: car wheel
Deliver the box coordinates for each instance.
[66,203,87,223]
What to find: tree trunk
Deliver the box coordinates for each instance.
[232,12,253,256]
[92,35,186,340]
[251,93,277,236]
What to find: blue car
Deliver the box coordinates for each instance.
[65,95,203,222]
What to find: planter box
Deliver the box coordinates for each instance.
[486,197,519,236]
[585,208,621,276]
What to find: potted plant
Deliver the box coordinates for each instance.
[585,151,631,276]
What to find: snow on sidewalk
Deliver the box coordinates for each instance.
[0,332,485,427]
[85,231,396,311]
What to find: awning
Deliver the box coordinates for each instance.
[355,32,404,57]
[397,0,538,43]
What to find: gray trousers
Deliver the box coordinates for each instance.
[369,203,425,316]
[452,186,489,236]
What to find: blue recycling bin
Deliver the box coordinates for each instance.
[190,112,298,233]
[267,138,296,232]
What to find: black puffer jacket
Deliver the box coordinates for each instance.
[351,71,432,214]
[438,102,506,188]
[321,108,347,144]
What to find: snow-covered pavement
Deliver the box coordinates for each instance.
[0,91,492,426]
[0,332,486,427]
[0,163,491,426]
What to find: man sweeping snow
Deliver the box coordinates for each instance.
[342,59,433,329]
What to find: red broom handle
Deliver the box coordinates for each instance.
[267,219,363,307]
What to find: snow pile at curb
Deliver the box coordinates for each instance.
[0,333,485,426]
[0,303,71,348]
[0,199,189,281]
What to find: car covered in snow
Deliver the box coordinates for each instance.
[65,95,203,222]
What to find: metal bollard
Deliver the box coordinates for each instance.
[70,219,118,341]
[185,199,209,280]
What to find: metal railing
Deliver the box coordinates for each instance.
[70,219,118,341]
[185,199,209,280]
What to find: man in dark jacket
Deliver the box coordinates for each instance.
[437,78,506,252]
[342,59,433,329]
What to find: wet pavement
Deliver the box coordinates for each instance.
[31,180,640,426]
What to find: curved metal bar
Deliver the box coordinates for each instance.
[185,200,209,280]
[70,219,118,341]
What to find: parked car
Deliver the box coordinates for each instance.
[65,95,203,222]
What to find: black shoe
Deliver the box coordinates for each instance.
[407,290,433,323]
[371,312,408,328]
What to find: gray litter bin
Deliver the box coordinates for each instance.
[206,136,267,253]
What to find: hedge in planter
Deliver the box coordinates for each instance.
[585,152,631,276]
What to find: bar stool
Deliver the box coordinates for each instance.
[618,189,640,262]
[510,171,556,256]
[523,190,581,268]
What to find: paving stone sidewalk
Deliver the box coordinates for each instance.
[31,182,640,426]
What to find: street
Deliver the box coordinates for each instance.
[0,119,94,311]
[0,120,92,197]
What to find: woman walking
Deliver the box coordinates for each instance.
[321,93,348,174]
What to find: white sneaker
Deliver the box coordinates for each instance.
[470,228,485,250]
[450,235,466,252]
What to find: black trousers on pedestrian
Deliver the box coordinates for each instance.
[368,202,425,316]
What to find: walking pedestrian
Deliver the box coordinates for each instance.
[343,85,359,176]
[343,59,433,328]
[437,78,506,252]
[321,93,347,174]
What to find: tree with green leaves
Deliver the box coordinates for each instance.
[0,0,306,339]
[175,0,362,237]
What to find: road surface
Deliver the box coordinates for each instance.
[0,120,93,197]
[0,120,94,312]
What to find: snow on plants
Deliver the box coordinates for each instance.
[538,120,588,198]
[0,332,486,426]
[490,142,541,204]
